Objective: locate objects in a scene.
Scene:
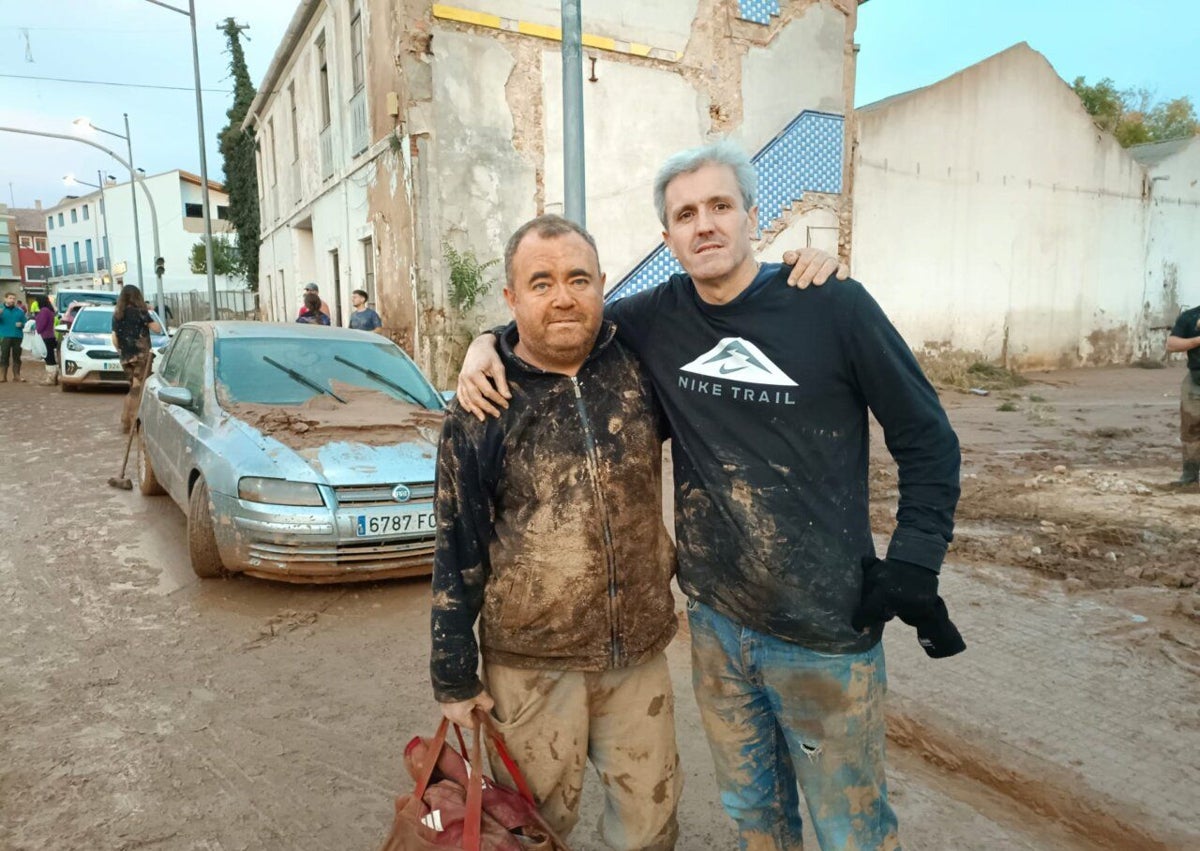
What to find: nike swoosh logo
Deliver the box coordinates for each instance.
[719,362,746,374]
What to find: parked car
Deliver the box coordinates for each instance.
[59,305,169,391]
[135,321,446,583]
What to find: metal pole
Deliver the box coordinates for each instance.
[97,170,114,290]
[0,125,162,314]
[123,113,145,288]
[188,0,218,319]
[561,0,586,228]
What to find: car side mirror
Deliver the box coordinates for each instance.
[157,386,194,409]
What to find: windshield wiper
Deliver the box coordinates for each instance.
[263,356,347,404]
[333,355,426,407]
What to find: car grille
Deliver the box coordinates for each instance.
[245,536,435,576]
[86,349,121,360]
[333,482,435,506]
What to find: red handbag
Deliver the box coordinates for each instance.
[380,710,571,851]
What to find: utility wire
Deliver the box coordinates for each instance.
[0,72,224,93]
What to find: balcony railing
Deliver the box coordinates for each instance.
[349,89,368,157]
[319,124,335,180]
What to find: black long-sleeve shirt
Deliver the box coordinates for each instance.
[606,266,961,653]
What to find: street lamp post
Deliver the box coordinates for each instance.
[143,0,217,319]
[73,116,145,290]
[62,172,116,290]
[2,126,166,328]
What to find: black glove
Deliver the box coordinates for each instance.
[852,557,966,659]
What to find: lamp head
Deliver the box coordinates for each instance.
[72,117,93,132]
[63,174,77,186]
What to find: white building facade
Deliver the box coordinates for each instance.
[44,170,236,297]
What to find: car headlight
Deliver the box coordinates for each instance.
[238,477,325,507]
[65,338,84,352]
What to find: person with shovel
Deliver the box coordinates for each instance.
[111,284,162,434]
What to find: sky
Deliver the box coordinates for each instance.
[2,1,1198,212]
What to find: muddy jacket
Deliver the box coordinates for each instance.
[1171,305,1200,380]
[430,321,676,703]
[606,266,961,654]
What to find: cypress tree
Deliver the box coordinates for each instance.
[218,18,260,289]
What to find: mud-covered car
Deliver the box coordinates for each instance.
[135,321,446,583]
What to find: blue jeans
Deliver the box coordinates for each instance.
[688,598,900,851]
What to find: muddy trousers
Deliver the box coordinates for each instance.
[688,599,899,851]
[1181,373,1200,474]
[483,654,681,851]
[0,337,22,378]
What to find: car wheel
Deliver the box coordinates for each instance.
[136,425,166,496]
[188,478,227,579]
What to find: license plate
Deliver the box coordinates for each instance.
[104,361,120,371]
[356,510,436,537]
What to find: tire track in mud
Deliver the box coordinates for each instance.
[885,705,1184,851]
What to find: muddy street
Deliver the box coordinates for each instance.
[2,367,1198,850]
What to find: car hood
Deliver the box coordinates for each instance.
[221,400,442,487]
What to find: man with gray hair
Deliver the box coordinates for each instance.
[457,140,964,849]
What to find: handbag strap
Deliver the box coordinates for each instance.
[476,711,537,807]
[463,719,485,851]
[412,717,450,800]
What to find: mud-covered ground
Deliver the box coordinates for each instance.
[2,363,1196,850]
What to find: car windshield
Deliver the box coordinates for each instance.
[215,337,443,409]
[72,309,162,335]
[59,293,117,312]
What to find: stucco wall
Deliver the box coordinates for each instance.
[443,0,698,55]
[851,44,1156,368]
[541,50,708,281]
[1143,139,1200,334]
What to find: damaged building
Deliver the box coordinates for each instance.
[851,43,1200,369]
[244,0,864,384]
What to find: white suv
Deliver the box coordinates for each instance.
[59,305,168,391]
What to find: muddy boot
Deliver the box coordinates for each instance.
[1173,461,1200,486]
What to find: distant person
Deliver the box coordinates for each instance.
[0,292,27,382]
[1167,303,1200,485]
[298,282,331,320]
[348,289,382,333]
[296,292,330,326]
[35,296,58,385]
[111,284,162,433]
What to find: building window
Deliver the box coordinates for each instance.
[51,246,58,275]
[217,205,230,220]
[70,209,78,224]
[47,216,54,231]
[317,34,332,128]
[83,204,90,221]
[99,197,105,216]
[24,266,50,283]
[256,147,265,198]
[350,6,365,94]
[289,81,299,162]
[34,237,47,252]
[85,239,94,273]
[73,242,81,269]
[19,235,32,249]
[57,213,64,227]
[185,203,203,218]
[362,237,374,301]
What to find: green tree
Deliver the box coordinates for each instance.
[1072,76,1198,147]
[189,235,241,277]
[218,18,260,288]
